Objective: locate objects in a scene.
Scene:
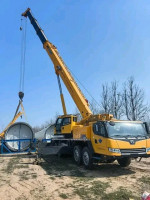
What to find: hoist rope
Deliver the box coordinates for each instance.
[19,18,27,92]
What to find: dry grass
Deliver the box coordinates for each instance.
[0,155,149,200]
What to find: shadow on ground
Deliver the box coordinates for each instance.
[38,155,135,178]
[1,153,135,179]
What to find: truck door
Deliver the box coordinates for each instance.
[91,122,107,154]
[55,118,63,134]
[61,117,71,134]
[55,117,72,135]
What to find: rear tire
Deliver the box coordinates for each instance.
[73,145,82,165]
[82,147,93,169]
[117,157,131,167]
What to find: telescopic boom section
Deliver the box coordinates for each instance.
[22,8,92,119]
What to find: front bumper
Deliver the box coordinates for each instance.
[119,153,150,158]
[107,147,150,158]
[119,148,150,157]
[93,153,150,162]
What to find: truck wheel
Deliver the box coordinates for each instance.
[73,145,82,165]
[82,147,93,169]
[117,157,131,167]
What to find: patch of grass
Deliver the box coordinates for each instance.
[73,180,109,200]
[139,176,150,185]
[90,180,109,195]
[3,157,20,173]
[73,176,93,183]
[102,187,140,200]
[3,157,29,174]
[20,176,29,181]
[130,175,136,179]
[19,171,37,181]
[49,176,55,180]
[31,174,37,179]
[15,196,27,200]
[40,156,85,177]
[74,187,91,200]
[67,178,139,200]
[59,193,68,199]
[30,187,48,200]
[19,171,30,181]
[16,165,29,169]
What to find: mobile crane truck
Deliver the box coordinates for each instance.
[22,8,150,169]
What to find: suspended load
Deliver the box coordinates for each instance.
[5,122,34,151]
[0,99,25,138]
[35,127,47,141]
[35,124,55,142]
[45,124,55,140]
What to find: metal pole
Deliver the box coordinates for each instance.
[57,75,67,115]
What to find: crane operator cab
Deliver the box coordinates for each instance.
[54,115,77,138]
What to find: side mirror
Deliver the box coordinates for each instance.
[143,122,150,135]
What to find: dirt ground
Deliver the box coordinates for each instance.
[0,154,149,200]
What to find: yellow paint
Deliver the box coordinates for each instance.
[0,101,25,138]
[22,8,150,159]
[60,93,67,115]
[54,115,77,135]
[43,41,92,119]
[73,125,91,139]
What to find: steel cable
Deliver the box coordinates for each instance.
[19,18,27,92]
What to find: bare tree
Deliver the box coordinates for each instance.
[109,81,123,119]
[122,77,148,121]
[101,83,110,113]
[33,113,58,133]
[100,82,123,119]
[89,100,99,114]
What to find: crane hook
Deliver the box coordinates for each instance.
[18,91,24,101]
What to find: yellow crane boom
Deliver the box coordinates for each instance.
[21,8,150,170]
[0,100,25,137]
[22,8,92,120]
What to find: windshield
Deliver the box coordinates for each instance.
[107,122,147,138]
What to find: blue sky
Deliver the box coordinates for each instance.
[0,0,150,128]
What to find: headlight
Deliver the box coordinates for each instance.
[146,148,150,152]
[108,148,121,153]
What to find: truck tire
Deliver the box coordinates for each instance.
[73,145,82,165]
[117,157,131,167]
[82,147,93,169]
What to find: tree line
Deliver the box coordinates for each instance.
[33,76,149,132]
[90,76,149,121]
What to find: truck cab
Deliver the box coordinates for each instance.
[54,115,77,137]
[91,120,150,157]
[72,120,150,169]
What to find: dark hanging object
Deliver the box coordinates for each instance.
[18,91,24,100]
